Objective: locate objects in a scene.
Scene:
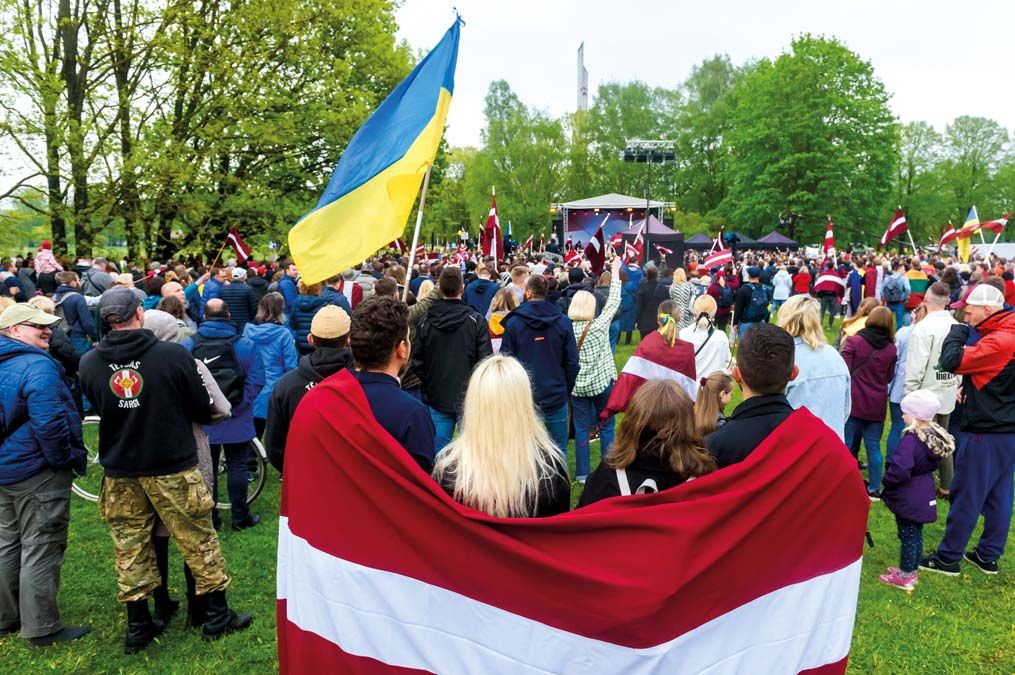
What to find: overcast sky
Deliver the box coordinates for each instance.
[396,0,1015,147]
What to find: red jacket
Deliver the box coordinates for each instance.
[940,309,1015,433]
[792,272,811,294]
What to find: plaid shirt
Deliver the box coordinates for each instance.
[572,279,622,397]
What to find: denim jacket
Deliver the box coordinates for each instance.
[785,337,852,441]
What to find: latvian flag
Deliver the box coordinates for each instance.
[225,227,251,262]
[563,249,582,267]
[655,243,674,256]
[822,218,836,263]
[278,369,869,674]
[702,247,733,271]
[609,232,623,252]
[413,242,426,260]
[523,234,534,252]
[937,223,958,251]
[878,209,907,248]
[388,238,407,254]
[453,244,470,264]
[814,269,847,296]
[604,330,698,417]
[981,212,1010,235]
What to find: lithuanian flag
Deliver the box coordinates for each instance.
[289,19,461,284]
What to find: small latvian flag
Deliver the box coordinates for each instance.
[226,227,251,262]
[937,223,958,251]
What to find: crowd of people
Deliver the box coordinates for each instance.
[0,237,1012,655]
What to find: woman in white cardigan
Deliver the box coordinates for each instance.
[678,294,733,378]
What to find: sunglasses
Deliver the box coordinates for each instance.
[21,322,56,330]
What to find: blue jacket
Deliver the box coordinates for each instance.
[200,277,224,315]
[242,322,299,419]
[53,285,98,340]
[320,286,352,314]
[184,282,203,323]
[289,295,328,353]
[218,281,258,331]
[0,336,86,484]
[500,300,579,412]
[182,321,265,443]
[277,276,299,316]
[464,278,497,317]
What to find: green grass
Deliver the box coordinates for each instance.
[2,326,1012,673]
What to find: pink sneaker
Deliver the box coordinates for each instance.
[884,568,919,583]
[879,568,917,591]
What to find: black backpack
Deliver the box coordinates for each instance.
[743,283,770,323]
[190,333,245,406]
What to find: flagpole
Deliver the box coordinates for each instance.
[209,239,229,270]
[906,230,919,256]
[987,230,1001,258]
[403,164,433,302]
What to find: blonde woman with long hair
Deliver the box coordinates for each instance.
[836,297,879,349]
[668,267,697,330]
[432,355,569,518]
[778,294,851,441]
[487,286,518,354]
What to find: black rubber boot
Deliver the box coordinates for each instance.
[152,536,179,624]
[124,599,164,655]
[201,590,252,640]
[183,564,207,628]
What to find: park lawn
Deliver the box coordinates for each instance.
[2,326,1012,673]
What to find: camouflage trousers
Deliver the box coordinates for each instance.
[99,467,230,603]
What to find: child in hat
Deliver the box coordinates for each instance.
[879,389,955,591]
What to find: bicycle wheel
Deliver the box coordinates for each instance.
[212,439,268,510]
[71,416,103,502]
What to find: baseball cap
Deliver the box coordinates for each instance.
[0,303,61,330]
[99,286,141,324]
[310,305,350,339]
[231,267,247,280]
[746,266,761,278]
[961,284,1005,308]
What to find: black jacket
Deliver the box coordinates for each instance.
[412,299,492,415]
[218,281,258,332]
[705,395,794,468]
[80,329,213,477]
[247,275,269,306]
[264,347,354,471]
[635,280,670,335]
[578,449,689,508]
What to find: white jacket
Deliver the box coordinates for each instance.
[680,321,733,379]
[904,309,959,414]
[772,270,793,300]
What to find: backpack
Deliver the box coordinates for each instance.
[53,295,71,334]
[882,275,908,304]
[79,269,102,297]
[190,333,245,405]
[743,283,769,322]
[717,284,734,308]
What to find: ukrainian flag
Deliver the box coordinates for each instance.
[957,206,978,262]
[289,19,461,284]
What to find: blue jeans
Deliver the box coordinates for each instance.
[886,402,904,461]
[887,302,907,329]
[608,321,620,353]
[210,442,252,522]
[571,383,615,480]
[429,408,457,452]
[845,416,885,492]
[937,432,1015,563]
[541,404,569,460]
[772,298,786,314]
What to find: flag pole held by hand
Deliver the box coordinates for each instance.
[404,164,433,303]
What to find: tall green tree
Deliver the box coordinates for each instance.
[722,35,898,243]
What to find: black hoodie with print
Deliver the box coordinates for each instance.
[79,328,214,477]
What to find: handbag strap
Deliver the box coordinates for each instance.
[694,323,716,356]
[615,468,658,496]
[576,322,593,352]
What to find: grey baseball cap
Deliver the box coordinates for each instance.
[99,286,141,324]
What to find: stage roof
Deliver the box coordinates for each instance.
[755,231,799,247]
[557,193,666,210]
[685,232,714,244]
[619,215,678,236]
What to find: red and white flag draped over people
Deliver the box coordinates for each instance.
[878,208,907,247]
[822,217,836,263]
[604,330,698,416]
[225,227,251,262]
[481,187,501,262]
[277,370,869,674]
[702,246,733,271]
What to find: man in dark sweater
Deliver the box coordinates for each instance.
[264,306,354,472]
[349,296,436,472]
[412,267,492,451]
[79,288,252,652]
[705,324,798,468]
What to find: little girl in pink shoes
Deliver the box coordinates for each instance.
[879,390,955,591]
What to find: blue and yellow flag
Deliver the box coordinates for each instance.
[289,19,461,284]
[957,206,979,262]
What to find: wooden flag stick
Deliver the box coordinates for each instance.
[906,229,919,256]
[404,164,433,302]
[987,230,1002,259]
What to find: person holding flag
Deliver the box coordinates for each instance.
[481,188,502,263]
